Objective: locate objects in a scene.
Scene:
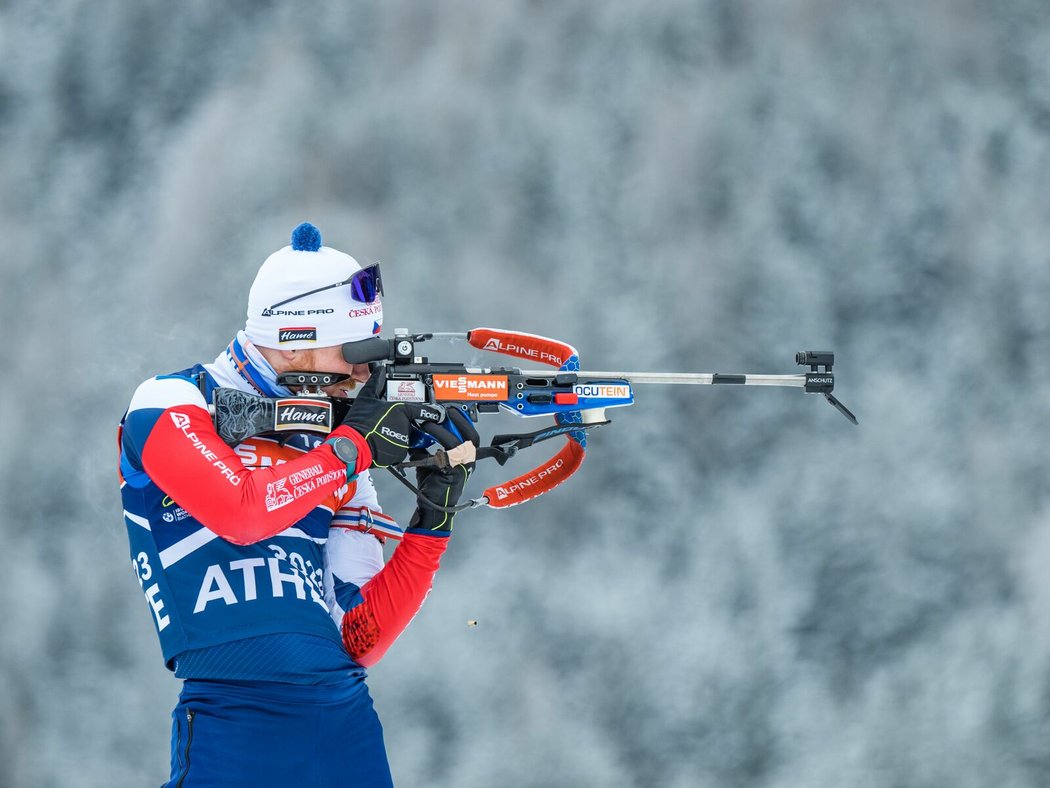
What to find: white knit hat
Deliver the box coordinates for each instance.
[244,223,383,350]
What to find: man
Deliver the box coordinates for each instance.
[118,222,476,786]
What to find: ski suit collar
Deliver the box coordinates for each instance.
[207,331,292,397]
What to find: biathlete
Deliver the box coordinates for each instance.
[118,222,476,786]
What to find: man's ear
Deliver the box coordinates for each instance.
[280,348,313,367]
[254,345,304,371]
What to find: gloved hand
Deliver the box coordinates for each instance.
[409,408,481,531]
[339,367,435,469]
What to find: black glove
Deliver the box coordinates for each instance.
[409,408,480,532]
[340,367,436,468]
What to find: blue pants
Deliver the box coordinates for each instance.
[163,675,392,787]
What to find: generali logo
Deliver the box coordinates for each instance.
[386,380,426,402]
[265,479,294,511]
[432,374,508,401]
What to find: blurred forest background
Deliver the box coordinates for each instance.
[2,1,1050,786]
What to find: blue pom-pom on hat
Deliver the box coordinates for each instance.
[291,222,322,252]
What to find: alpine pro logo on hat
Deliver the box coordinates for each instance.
[244,223,384,349]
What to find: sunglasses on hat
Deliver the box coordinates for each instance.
[266,263,383,311]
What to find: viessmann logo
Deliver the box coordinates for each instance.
[432,374,508,401]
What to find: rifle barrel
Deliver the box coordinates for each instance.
[518,370,810,388]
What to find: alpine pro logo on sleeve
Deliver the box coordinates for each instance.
[168,411,241,486]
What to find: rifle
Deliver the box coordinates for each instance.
[212,328,856,511]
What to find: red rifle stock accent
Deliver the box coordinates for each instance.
[467,328,587,509]
[482,439,585,508]
[467,328,577,368]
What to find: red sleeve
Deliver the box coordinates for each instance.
[340,530,450,667]
[141,402,372,545]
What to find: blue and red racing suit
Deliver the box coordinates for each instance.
[118,332,450,786]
